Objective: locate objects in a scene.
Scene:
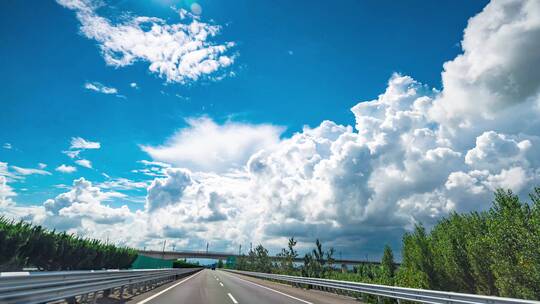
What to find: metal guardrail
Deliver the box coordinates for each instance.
[0,268,201,304]
[224,269,540,304]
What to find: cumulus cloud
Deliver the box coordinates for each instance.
[84,81,117,94]
[57,0,235,84]
[3,0,540,256]
[70,137,101,150]
[56,164,77,173]
[141,117,283,173]
[3,143,12,149]
[430,0,540,137]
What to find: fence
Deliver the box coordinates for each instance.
[224,269,540,304]
[0,268,201,304]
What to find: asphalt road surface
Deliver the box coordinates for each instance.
[130,269,361,304]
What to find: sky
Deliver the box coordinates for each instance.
[2,0,540,260]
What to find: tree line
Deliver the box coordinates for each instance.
[234,188,540,301]
[0,217,137,271]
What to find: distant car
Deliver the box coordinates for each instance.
[211,266,216,270]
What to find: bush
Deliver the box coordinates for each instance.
[0,217,137,271]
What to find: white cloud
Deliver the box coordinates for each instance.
[97,177,149,191]
[11,166,51,176]
[0,176,16,203]
[42,178,131,230]
[38,163,47,169]
[56,164,77,173]
[63,150,81,159]
[3,143,12,149]
[130,82,138,89]
[141,117,283,173]
[3,0,540,255]
[57,0,235,84]
[75,159,92,169]
[70,137,101,150]
[84,81,118,94]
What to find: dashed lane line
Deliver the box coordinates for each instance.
[221,271,314,304]
[228,293,239,304]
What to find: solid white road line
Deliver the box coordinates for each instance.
[222,272,313,304]
[136,271,202,304]
[220,282,224,287]
[227,293,239,304]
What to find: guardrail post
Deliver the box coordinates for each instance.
[91,291,98,304]
[119,285,125,299]
[377,295,382,304]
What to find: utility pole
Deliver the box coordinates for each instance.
[172,244,176,252]
[239,244,242,255]
[250,242,252,252]
[162,240,167,253]
[206,242,209,254]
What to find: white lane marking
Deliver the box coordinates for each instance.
[136,271,202,304]
[223,272,313,304]
[219,282,224,287]
[0,272,29,277]
[216,277,220,281]
[227,293,239,304]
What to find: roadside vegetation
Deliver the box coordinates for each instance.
[172,258,201,268]
[0,217,137,271]
[234,188,540,300]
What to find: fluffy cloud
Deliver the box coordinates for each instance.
[57,0,235,84]
[3,0,540,256]
[3,143,12,149]
[42,178,130,228]
[430,0,540,137]
[141,117,283,173]
[56,164,77,173]
[70,137,101,150]
[84,82,117,94]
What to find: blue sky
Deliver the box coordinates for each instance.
[1,0,486,206]
[3,0,540,258]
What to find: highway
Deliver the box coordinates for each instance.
[129,269,360,304]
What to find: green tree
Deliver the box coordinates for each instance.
[217,259,224,268]
[380,245,396,285]
[277,237,298,273]
[487,189,539,299]
[396,224,436,289]
[254,244,272,273]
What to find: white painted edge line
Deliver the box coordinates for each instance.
[223,272,313,304]
[219,282,224,287]
[136,271,202,304]
[228,293,239,304]
[0,272,30,277]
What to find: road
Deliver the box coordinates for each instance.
[129,269,360,304]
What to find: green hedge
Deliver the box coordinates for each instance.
[0,217,137,271]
